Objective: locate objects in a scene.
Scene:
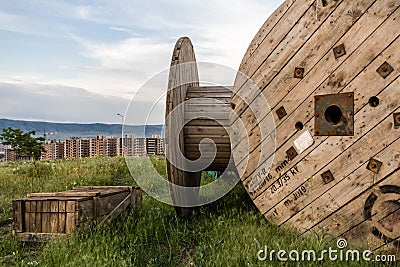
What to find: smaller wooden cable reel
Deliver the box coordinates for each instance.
[165,37,235,217]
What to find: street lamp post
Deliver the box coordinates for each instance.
[117,113,124,156]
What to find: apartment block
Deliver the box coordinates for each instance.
[64,138,78,158]
[5,148,17,162]
[77,139,90,158]
[42,140,64,160]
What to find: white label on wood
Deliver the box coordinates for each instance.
[294,130,314,154]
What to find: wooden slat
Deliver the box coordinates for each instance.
[187,86,232,93]
[184,112,230,121]
[185,136,231,144]
[27,192,100,198]
[12,200,23,233]
[185,119,230,127]
[186,92,231,99]
[184,126,229,136]
[185,143,231,152]
[58,201,66,233]
[184,104,230,113]
[73,186,132,191]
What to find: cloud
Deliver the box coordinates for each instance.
[0,0,285,124]
[0,82,135,124]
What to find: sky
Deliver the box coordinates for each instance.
[0,0,284,125]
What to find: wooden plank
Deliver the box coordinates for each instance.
[184,136,231,145]
[12,200,23,233]
[184,112,230,121]
[27,192,100,197]
[186,92,231,98]
[184,104,230,113]
[24,201,31,232]
[186,151,231,159]
[58,201,66,233]
[187,86,232,93]
[184,126,229,136]
[35,201,42,233]
[185,143,231,152]
[185,119,230,127]
[185,98,230,105]
[73,186,132,191]
[65,212,75,234]
[132,187,142,211]
[50,201,59,233]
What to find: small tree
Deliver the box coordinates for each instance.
[0,127,45,160]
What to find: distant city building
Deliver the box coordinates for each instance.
[77,139,90,158]
[5,148,17,162]
[3,134,165,162]
[4,148,30,162]
[90,135,117,157]
[64,138,78,159]
[42,140,64,160]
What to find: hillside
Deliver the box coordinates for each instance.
[0,118,164,139]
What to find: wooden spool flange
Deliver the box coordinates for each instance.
[231,0,400,253]
[165,37,234,216]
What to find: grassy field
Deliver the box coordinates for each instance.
[0,157,397,266]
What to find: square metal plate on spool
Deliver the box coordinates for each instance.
[314,92,354,136]
[376,61,394,79]
[367,158,382,174]
[321,170,334,184]
[294,67,304,79]
[276,106,287,120]
[333,44,346,59]
[286,146,298,161]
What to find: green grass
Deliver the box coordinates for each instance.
[0,157,397,266]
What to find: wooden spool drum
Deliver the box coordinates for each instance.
[230,0,400,253]
[165,37,234,216]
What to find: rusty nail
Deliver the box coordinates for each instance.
[394,113,400,127]
[321,170,334,184]
[367,158,382,174]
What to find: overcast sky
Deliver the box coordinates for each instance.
[0,0,284,125]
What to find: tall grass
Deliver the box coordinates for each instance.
[0,157,396,266]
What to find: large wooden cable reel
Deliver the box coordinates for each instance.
[165,37,234,217]
[165,0,400,253]
[230,0,400,253]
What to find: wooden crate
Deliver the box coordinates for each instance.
[12,186,142,241]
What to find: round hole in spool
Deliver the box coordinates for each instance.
[324,105,343,125]
[369,96,380,107]
[295,121,304,130]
